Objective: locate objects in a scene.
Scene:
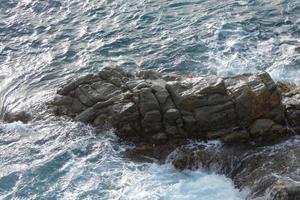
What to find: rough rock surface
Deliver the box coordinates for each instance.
[171,137,300,200]
[51,66,290,144]
[281,84,300,134]
[3,111,31,123]
[51,66,300,200]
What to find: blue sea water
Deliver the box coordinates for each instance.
[0,0,300,199]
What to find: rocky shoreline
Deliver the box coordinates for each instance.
[50,66,300,200]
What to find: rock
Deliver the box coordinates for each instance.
[74,107,97,123]
[151,132,168,144]
[126,80,149,91]
[51,66,300,200]
[136,70,162,80]
[164,108,181,124]
[52,95,73,105]
[264,105,286,125]
[225,72,281,126]
[3,111,31,123]
[143,110,161,122]
[71,98,87,113]
[91,82,121,100]
[250,119,275,135]
[151,85,172,111]
[172,136,300,200]
[165,125,177,135]
[171,148,194,170]
[52,67,288,143]
[282,86,300,131]
[98,66,126,80]
[162,74,182,81]
[93,114,107,126]
[139,88,160,115]
[268,179,300,200]
[93,99,115,110]
[194,101,236,131]
[206,130,227,139]
[221,130,250,144]
[57,82,75,95]
[166,76,227,110]
[249,118,288,143]
[182,115,197,135]
[249,119,287,143]
[75,85,98,106]
[287,110,300,129]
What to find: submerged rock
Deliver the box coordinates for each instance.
[171,137,300,200]
[3,111,31,123]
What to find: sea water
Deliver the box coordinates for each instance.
[1,0,299,199]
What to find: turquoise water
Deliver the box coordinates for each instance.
[1,0,300,199]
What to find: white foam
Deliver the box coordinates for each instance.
[112,163,246,200]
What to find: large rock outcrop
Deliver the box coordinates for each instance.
[51,66,291,144]
[51,66,300,200]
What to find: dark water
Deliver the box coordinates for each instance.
[0,0,299,199]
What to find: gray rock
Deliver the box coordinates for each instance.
[172,136,300,200]
[151,132,168,144]
[52,67,289,143]
[166,76,227,110]
[91,82,121,100]
[49,68,300,200]
[286,110,300,129]
[182,115,197,135]
[151,85,170,106]
[194,101,236,131]
[221,130,250,144]
[98,66,125,80]
[136,70,162,80]
[53,95,73,105]
[75,107,97,123]
[268,179,300,200]
[93,114,107,126]
[3,111,31,123]
[250,119,288,143]
[71,98,87,113]
[282,86,300,130]
[225,72,281,126]
[143,110,161,122]
[164,108,181,124]
[165,125,178,135]
[75,85,99,106]
[250,119,275,136]
[139,88,160,116]
[57,82,75,95]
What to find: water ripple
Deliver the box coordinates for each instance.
[1,0,299,199]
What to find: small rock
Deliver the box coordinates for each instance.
[4,111,31,123]
[136,70,162,80]
[269,179,300,200]
[52,95,73,105]
[75,107,97,123]
[221,130,250,144]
